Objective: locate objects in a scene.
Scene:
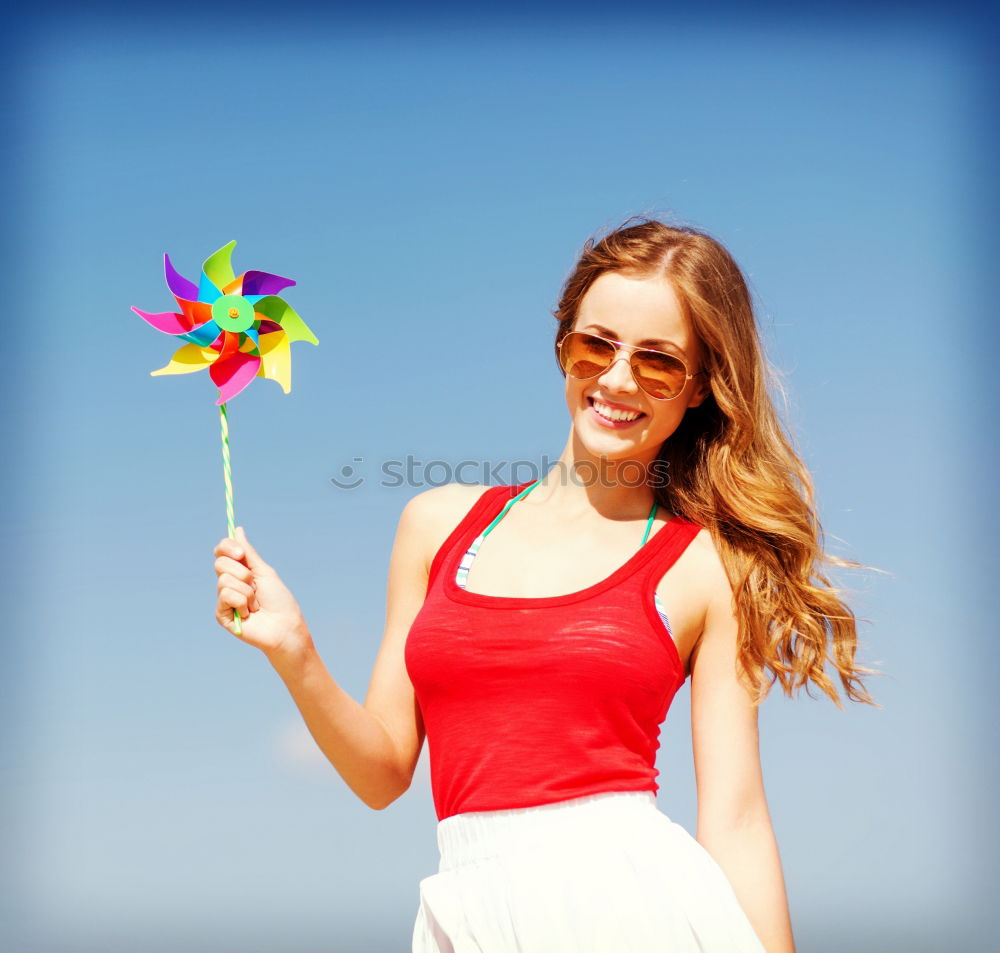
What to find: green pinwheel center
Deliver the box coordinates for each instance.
[212,294,255,333]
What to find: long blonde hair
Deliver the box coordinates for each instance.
[554,217,881,708]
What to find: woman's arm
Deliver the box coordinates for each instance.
[215,485,470,810]
[688,532,797,953]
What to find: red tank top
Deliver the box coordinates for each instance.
[404,481,703,821]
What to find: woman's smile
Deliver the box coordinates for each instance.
[587,395,648,428]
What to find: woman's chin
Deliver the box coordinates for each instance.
[574,425,652,463]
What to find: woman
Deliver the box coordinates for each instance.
[213,218,878,953]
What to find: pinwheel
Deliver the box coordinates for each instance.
[132,242,318,633]
[132,240,317,404]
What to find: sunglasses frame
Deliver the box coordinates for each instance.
[557,329,705,401]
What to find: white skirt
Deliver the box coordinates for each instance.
[412,790,767,952]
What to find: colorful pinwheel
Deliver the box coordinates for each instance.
[131,242,318,635]
[131,240,318,405]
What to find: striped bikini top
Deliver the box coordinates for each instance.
[454,479,675,640]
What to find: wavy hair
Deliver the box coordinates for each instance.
[553,217,881,708]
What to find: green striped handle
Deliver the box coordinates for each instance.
[219,402,242,636]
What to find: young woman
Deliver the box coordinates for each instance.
[212,218,878,953]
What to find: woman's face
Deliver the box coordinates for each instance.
[564,270,709,468]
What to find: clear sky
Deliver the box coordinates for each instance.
[3,3,996,952]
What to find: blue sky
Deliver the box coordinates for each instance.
[3,5,996,952]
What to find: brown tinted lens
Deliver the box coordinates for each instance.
[631,349,688,399]
[559,332,615,379]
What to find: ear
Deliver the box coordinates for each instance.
[686,374,711,409]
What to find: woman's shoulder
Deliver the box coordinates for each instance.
[404,481,497,521]
[399,482,498,570]
[689,525,730,582]
[660,521,734,606]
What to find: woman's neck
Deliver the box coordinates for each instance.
[525,428,660,521]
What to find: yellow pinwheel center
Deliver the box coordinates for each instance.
[212,294,255,333]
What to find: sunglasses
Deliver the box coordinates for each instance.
[557,330,703,401]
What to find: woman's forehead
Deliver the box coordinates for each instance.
[576,271,691,345]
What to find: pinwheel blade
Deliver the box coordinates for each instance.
[150,343,219,376]
[203,241,237,291]
[253,296,319,346]
[164,254,199,301]
[210,352,261,405]
[217,330,243,362]
[179,320,223,348]
[216,328,259,360]
[257,330,292,393]
[174,297,214,329]
[131,307,191,335]
[240,327,260,351]
[241,271,296,296]
[197,271,224,304]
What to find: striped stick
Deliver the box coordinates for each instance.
[219,402,243,635]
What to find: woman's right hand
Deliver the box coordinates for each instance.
[213,526,312,660]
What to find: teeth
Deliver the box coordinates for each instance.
[593,400,641,422]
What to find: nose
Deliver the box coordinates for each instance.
[598,354,639,394]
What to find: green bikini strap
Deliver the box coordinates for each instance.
[641,500,658,545]
[480,480,540,540]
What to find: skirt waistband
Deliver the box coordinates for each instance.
[436,791,660,871]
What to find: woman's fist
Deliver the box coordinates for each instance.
[213,527,311,659]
